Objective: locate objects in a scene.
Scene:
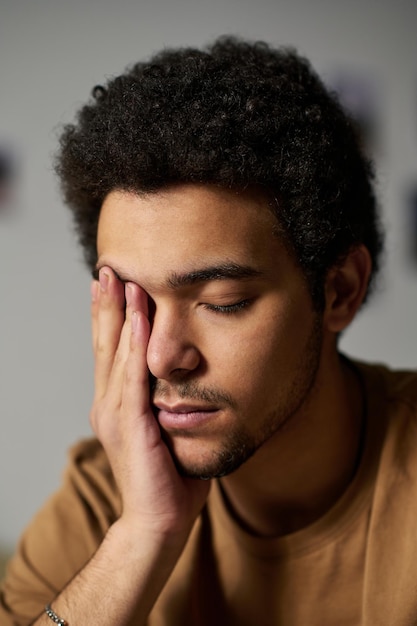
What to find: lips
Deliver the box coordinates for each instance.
[154,400,219,413]
[153,400,220,430]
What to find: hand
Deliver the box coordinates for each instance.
[90,267,210,543]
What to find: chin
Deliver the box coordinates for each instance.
[167,434,258,480]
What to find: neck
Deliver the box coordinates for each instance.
[219,352,364,537]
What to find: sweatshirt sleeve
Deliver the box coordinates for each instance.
[0,438,120,626]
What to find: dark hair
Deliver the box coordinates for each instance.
[56,36,383,309]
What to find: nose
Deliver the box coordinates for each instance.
[146,307,201,380]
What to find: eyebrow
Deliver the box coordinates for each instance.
[94,262,263,289]
[166,263,263,288]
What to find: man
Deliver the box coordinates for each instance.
[1,36,416,625]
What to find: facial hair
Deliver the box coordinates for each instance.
[153,315,323,480]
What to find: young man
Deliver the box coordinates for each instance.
[1,37,416,626]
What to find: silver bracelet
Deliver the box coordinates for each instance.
[45,604,67,625]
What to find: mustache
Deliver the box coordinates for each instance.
[151,378,237,409]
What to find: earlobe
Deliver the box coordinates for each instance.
[324,244,372,333]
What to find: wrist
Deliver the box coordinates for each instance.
[109,514,190,560]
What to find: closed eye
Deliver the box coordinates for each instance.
[202,299,252,315]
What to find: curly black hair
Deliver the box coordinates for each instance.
[56,36,383,310]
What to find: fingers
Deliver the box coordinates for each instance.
[91,271,156,450]
[92,267,126,401]
[92,266,151,402]
[125,280,148,321]
[123,301,152,416]
[104,280,149,397]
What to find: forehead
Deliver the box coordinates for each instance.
[97,184,285,286]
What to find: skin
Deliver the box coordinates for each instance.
[35,183,371,624]
[94,183,369,535]
[96,185,323,481]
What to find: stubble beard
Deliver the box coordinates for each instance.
[158,316,323,481]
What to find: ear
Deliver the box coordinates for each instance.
[323,244,372,333]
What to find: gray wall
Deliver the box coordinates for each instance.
[1,0,416,566]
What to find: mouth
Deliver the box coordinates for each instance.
[153,400,221,430]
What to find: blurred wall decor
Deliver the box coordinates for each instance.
[326,68,380,157]
[0,144,16,211]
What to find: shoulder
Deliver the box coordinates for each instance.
[0,438,119,624]
[350,359,417,470]
[353,359,417,413]
[66,437,120,511]
[353,360,417,483]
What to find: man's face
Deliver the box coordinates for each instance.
[97,184,323,479]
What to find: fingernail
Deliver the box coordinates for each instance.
[99,269,109,292]
[125,283,133,306]
[131,310,138,333]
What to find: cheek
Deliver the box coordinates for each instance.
[202,299,316,393]
[201,311,285,384]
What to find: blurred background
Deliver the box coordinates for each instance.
[1,0,416,577]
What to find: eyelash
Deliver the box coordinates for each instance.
[203,299,251,315]
[91,270,252,316]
